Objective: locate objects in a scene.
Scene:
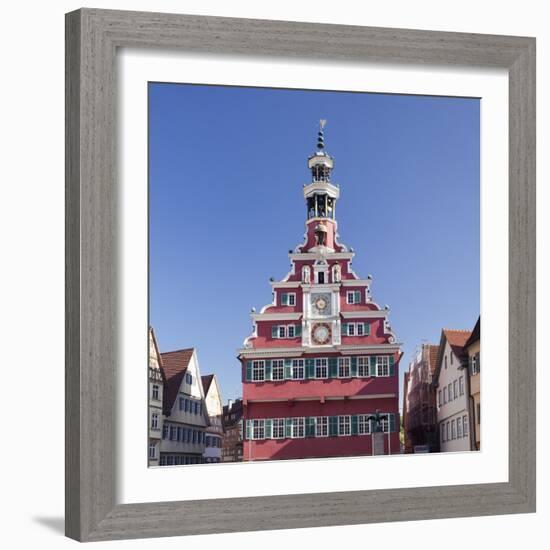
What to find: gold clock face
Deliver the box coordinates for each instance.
[312,323,331,345]
[312,293,331,315]
[316,297,327,310]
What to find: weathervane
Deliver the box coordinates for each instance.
[317,119,327,150]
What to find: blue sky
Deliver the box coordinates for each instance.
[149,82,480,404]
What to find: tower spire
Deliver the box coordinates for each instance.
[317,119,327,150]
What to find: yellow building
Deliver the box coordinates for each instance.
[465,317,480,450]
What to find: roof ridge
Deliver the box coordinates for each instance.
[161,347,195,355]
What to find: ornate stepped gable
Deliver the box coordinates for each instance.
[241,121,398,353]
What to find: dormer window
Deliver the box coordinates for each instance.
[281,292,296,306]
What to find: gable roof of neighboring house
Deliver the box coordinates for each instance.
[201,374,215,397]
[160,348,194,415]
[434,329,472,384]
[464,316,480,349]
[427,344,440,376]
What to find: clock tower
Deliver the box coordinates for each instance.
[238,122,401,461]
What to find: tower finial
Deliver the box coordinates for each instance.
[317,119,327,150]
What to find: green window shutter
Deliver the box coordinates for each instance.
[271,325,278,338]
[305,359,315,379]
[476,352,480,372]
[246,361,253,381]
[355,290,361,303]
[364,322,370,336]
[351,415,358,435]
[369,356,377,376]
[306,417,316,437]
[329,416,339,436]
[329,357,338,378]
[265,360,272,380]
[389,355,395,376]
[350,356,358,377]
[245,419,252,440]
[468,356,473,375]
[284,358,292,379]
[265,419,273,439]
[389,413,397,433]
[285,418,292,438]
[295,324,302,337]
[281,293,288,306]
[341,323,347,336]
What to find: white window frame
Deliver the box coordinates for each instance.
[291,359,306,380]
[151,412,159,430]
[346,290,361,304]
[287,293,296,306]
[457,417,463,438]
[252,419,265,440]
[152,384,160,401]
[315,357,328,378]
[441,423,446,443]
[291,417,305,438]
[347,323,356,336]
[272,418,285,439]
[271,359,284,381]
[358,414,372,435]
[443,386,448,404]
[338,415,351,436]
[292,359,305,380]
[380,415,389,433]
[463,415,469,436]
[278,325,286,338]
[357,356,369,377]
[252,360,265,382]
[376,356,390,377]
[356,322,364,336]
[287,325,295,338]
[149,442,157,459]
[472,354,479,375]
[315,416,328,437]
[338,356,350,378]
[459,376,465,395]
[451,419,456,439]
[453,380,458,400]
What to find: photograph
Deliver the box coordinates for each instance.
[147,83,480,466]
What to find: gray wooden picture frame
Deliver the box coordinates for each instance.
[65,8,536,542]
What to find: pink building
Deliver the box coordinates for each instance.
[238,124,402,461]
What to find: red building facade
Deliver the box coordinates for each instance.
[238,124,401,461]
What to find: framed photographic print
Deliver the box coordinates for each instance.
[65,8,535,542]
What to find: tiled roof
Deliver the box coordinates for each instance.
[443,329,472,360]
[160,348,194,415]
[201,374,214,397]
[433,329,472,384]
[427,344,440,375]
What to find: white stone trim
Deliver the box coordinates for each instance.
[270,281,301,288]
[303,181,340,199]
[341,279,372,287]
[340,310,387,319]
[251,312,302,321]
[238,342,401,358]
[289,252,354,261]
